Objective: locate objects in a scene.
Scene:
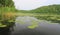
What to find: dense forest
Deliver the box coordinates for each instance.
[31,5,60,14]
[20,5,60,14]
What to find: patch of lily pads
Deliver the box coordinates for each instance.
[0,22,7,27]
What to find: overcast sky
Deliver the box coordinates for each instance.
[13,0,60,10]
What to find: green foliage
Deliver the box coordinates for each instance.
[0,0,14,7]
[16,4,60,15]
[0,7,16,12]
[27,4,60,14]
[0,22,7,27]
[27,24,38,29]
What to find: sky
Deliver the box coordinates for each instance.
[13,0,60,10]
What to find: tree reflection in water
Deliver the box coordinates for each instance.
[0,28,11,35]
[0,22,15,35]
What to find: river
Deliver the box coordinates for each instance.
[0,16,60,35]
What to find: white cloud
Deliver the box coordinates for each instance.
[13,0,60,10]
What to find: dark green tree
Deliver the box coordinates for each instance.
[0,0,14,7]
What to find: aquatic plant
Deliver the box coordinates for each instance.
[15,16,40,29]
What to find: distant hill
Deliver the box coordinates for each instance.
[29,4,60,14]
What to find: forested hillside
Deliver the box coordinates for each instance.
[28,5,60,14]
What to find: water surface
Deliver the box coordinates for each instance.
[0,16,60,35]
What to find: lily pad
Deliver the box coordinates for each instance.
[0,23,7,27]
[27,24,38,29]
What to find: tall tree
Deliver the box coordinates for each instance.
[0,0,14,7]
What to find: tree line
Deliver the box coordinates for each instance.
[28,4,60,14]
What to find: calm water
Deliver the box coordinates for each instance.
[0,16,60,35]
